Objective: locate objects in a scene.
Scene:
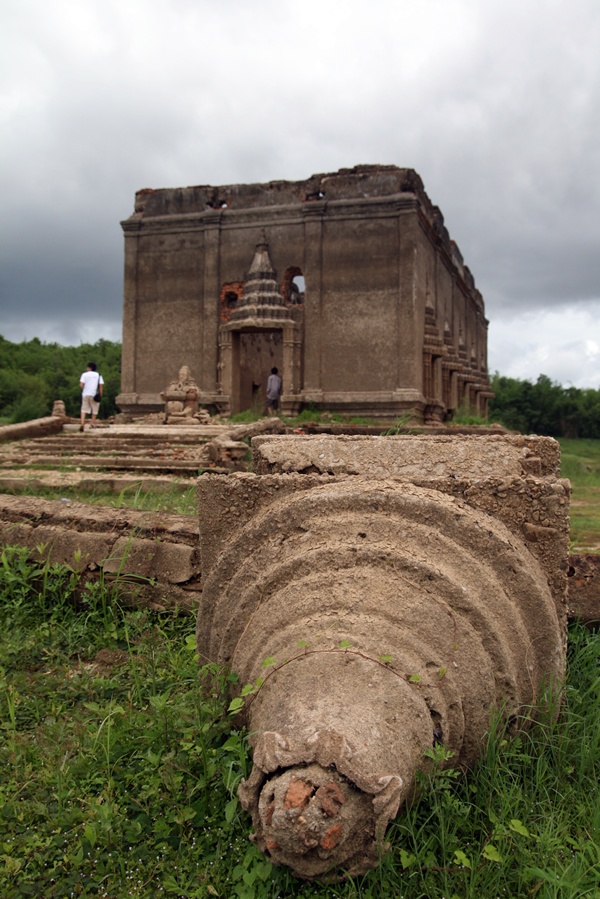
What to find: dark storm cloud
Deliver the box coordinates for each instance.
[1,0,598,384]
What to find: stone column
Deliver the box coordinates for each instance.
[218,328,232,402]
[393,203,426,412]
[201,214,222,394]
[301,203,325,399]
[433,355,444,405]
[280,324,303,415]
[197,434,568,880]
[283,325,301,390]
[120,220,141,395]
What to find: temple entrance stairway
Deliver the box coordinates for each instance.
[0,422,249,493]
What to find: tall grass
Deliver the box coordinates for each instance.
[559,438,600,552]
[0,546,598,897]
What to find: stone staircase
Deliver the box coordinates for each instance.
[0,422,249,491]
[0,417,512,494]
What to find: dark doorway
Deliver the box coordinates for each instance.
[231,329,283,414]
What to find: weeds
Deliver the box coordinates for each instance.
[9,482,198,515]
[449,404,491,426]
[0,547,598,897]
[382,411,418,435]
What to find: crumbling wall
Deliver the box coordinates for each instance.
[568,554,600,625]
[0,495,201,611]
[196,434,569,879]
[119,165,491,421]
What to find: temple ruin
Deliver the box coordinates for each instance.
[117,165,492,422]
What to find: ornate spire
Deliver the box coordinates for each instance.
[229,234,288,322]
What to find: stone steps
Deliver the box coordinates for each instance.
[3,455,206,473]
[0,445,210,460]
[0,469,195,493]
[0,417,353,489]
[0,421,253,484]
[0,426,216,472]
[0,493,201,612]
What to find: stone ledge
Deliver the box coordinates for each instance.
[0,495,201,612]
[252,434,561,478]
[0,416,64,443]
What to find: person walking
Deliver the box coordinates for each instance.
[266,367,282,416]
[79,362,103,431]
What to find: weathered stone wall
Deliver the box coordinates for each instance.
[118,165,490,421]
[0,495,201,611]
[568,554,600,624]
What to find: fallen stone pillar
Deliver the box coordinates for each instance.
[196,434,569,879]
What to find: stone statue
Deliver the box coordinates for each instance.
[161,366,210,424]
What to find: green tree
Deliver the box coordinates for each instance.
[489,373,600,438]
[0,335,122,422]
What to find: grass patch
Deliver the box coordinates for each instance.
[559,439,600,553]
[450,404,490,426]
[284,408,381,426]
[1,547,598,897]
[228,409,263,424]
[5,482,198,515]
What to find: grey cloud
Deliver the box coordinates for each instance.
[1,0,599,385]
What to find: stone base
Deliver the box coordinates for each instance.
[0,416,65,443]
[116,393,164,417]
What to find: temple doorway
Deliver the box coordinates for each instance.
[230,329,283,414]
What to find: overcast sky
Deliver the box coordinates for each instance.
[1,0,599,388]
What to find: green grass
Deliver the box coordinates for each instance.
[449,404,490,427]
[285,408,381,426]
[1,547,598,898]
[227,408,384,427]
[559,439,600,553]
[4,482,198,515]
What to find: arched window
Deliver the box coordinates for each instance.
[281,267,305,305]
[219,282,244,322]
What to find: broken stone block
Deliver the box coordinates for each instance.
[196,435,569,879]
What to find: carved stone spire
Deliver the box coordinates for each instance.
[229,234,288,322]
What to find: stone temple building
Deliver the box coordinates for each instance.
[117,165,492,421]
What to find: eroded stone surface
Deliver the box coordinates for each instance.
[0,415,64,443]
[252,433,561,478]
[119,166,492,422]
[254,765,374,877]
[0,495,201,611]
[198,434,569,879]
[568,554,600,624]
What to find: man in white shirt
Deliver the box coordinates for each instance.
[79,362,104,431]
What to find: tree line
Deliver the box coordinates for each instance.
[0,335,599,436]
[488,373,600,438]
[0,336,122,422]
